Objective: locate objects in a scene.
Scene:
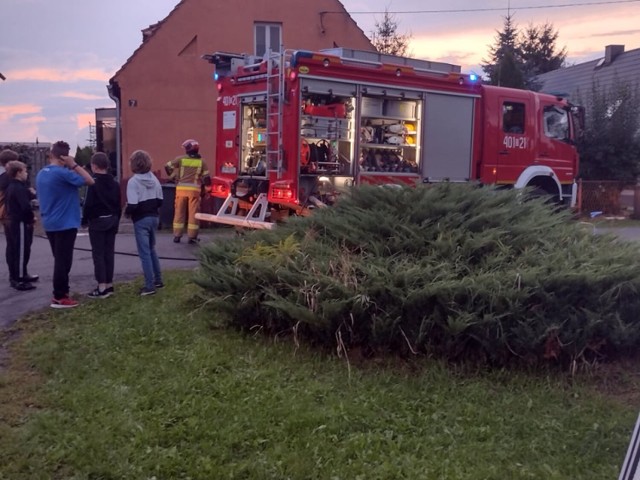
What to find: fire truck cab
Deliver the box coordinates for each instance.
[198,48,580,229]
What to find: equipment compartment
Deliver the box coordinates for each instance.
[359,96,420,174]
[240,100,268,176]
[299,91,354,177]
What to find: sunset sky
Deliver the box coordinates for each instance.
[1,0,639,148]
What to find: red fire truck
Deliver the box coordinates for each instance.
[196,48,582,229]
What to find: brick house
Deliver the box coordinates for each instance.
[108,0,374,179]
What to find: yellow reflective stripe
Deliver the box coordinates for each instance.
[181,158,202,168]
[176,185,200,192]
[187,223,200,230]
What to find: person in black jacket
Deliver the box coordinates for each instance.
[82,152,122,298]
[1,149,20,286]
[125,150,164,296]
[5,160,36,291]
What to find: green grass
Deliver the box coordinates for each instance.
[0,271,638,479]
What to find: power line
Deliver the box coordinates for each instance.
[323,0,640,15]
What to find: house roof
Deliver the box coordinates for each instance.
[537,45,640,102]
[109,0,372,85]
[110,1,186,83]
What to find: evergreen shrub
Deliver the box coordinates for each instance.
[195,184,640,366]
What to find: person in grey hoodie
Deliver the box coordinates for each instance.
[125,150,164,296]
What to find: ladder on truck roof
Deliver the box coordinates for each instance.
[265,49,292,179]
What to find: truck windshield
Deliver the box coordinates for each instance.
[543,105,570,141]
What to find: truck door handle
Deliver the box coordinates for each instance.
[499,150,509,155]
[539,152,550,157]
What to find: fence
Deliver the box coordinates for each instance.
[576,179,635,217]
[0,142,51,182]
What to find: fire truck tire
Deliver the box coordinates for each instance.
[528,187,560,205]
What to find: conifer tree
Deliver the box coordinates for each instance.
[520,22,567,90]
[482,14,523,88]
[370,9,411,57]
[482,15,565,90]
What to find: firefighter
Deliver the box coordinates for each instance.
[165,139,210,244]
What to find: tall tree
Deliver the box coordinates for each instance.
[482,15,565,90]
[577,78,640,182]
[482,14,524,88]
[74,146,93,166]
[520,22,567,90]
[370,9,411,57]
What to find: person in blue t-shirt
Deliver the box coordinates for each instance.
[36,141,95,309]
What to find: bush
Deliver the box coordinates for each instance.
[194,184,640,367]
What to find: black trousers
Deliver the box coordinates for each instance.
[5,221,33,282]
[89,224,117,284]
[46,228,77,300]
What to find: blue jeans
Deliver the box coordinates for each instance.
[133,216,162,290]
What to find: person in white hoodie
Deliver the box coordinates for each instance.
[125,150,164,296]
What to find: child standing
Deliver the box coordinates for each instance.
[5,161,36,291]
[125,150,164,296]
[82,152,122,298]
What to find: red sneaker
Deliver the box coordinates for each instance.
[50,296,79,309]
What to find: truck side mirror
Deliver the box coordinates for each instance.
[570,105,585,139]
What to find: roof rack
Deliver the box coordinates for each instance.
[204,48,463,79]
[317,47,461,74]
[202,52,267,77]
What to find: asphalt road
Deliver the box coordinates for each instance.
[0,226,233,328]
[594,226,640,242]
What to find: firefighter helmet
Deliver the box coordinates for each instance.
[182,139,200,153]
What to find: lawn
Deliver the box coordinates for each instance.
[0,270,638,479]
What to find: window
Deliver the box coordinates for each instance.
[503,102,525,134]
[543,106,569,140]
[254,23,282,57]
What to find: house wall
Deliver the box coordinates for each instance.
[112,0,374,178]
[537,45,640,104]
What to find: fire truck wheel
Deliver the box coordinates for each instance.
[528,187,559,205]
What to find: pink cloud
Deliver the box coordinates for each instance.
[7,68,110,82]
[0,104,42,122]
[0,112,44,143]
[18,115,47,126]
[59,91,105,101]
[76,112,96,129]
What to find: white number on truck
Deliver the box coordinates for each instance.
[503,135,528,149]
[221,95,238,107]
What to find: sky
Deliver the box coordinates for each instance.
[1,0,639,148]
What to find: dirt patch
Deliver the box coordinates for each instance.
[0,319,47,428]
[0,328,23,373]
[580,354,640,408]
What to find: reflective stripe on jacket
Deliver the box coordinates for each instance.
[166,156,209,193]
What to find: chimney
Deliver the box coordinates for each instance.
[604,44,625,65]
